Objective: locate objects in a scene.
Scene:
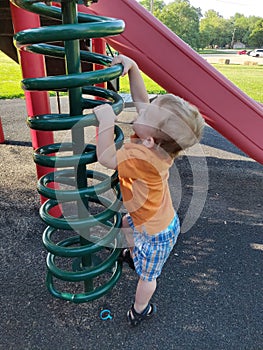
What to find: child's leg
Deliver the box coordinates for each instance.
[134,278,157,313]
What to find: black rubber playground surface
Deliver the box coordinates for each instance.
[0,98,262,350]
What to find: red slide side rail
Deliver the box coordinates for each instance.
[83,0,263,164]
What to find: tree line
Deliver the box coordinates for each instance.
[139,0,263,50]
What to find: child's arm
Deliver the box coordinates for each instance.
[111,54,149,112]
[93,104,117,170]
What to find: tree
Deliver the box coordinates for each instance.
[229,14,249,45]
[139,0,166,13]
[200,10,232,48]
[157,0,200,49]
[249,19,263,47]
[139,0,262,50]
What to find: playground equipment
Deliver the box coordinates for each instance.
[11,0,125,302]
[6,0,263,303]
[0,117,4,143]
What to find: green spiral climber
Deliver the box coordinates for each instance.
[12,0,125,302]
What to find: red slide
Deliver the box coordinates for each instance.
[83,0,263,164]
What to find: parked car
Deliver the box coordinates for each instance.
[250,49,263,57]
[238,49,247,55]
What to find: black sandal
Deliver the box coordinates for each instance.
[127,303,157,326]
[118,249,135,270]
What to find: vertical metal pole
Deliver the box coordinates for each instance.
[92,38,106,140]
[0,117,5,144]
[231,28,236,49]
[150,0,154,13]
[62,0,93,291]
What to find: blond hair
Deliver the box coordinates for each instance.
[151,94,204,158]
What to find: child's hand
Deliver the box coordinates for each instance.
[93,104,117,124]
[111,54,137,76]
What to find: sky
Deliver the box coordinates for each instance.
[188,0,263,18]
[146,0,263,19]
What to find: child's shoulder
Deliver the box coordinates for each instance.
[120,143,172,171]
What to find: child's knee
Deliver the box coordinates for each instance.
[122,214,130,229]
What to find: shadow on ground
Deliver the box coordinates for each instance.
[0,99,262,349]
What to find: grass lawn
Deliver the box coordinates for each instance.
[1,51,262,102]
[119,64,263,103]
[213,64,263,103]
[0,52,24,99]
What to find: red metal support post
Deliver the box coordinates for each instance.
[10,3,55,204]
[0,117,5,144]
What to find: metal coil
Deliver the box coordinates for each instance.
[12,0,125,302]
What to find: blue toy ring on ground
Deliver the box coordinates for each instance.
[100,309,113,320]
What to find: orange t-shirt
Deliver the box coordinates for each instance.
[117,139,175,235]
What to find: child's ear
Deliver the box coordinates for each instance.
[143,137,155,148]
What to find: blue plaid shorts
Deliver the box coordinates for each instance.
[127,214,180,281]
